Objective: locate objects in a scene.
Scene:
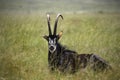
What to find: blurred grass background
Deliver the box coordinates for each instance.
[0,13,120,80]
[0,0,120,14]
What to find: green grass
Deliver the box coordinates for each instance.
[0,0,120,13]
[0,13,120,80]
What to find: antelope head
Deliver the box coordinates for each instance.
[43,14,63,53]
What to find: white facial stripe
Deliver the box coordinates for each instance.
[48,38,57,53]
[49,38,56,44]
[51,40,53,44]
[54,38,56,44]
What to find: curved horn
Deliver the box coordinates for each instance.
[47,14,52,35]
[53,13,63,35]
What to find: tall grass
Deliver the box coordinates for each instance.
[0,13,120,80]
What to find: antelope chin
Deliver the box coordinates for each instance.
[49,46,56,53]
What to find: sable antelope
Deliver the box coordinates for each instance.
[43,14,111,73]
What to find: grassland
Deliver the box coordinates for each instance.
[0,13,120,80]
[0,0,120,13]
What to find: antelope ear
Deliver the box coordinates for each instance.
[58,31,63,39]
[43,35,49,41]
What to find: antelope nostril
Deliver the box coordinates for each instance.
[49,46,55,51]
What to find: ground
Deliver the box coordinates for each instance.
[0,13,120,80]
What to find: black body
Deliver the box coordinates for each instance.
[43,14,111,73]
[48,43,78,73]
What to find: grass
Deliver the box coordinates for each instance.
[0,13,120,80]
